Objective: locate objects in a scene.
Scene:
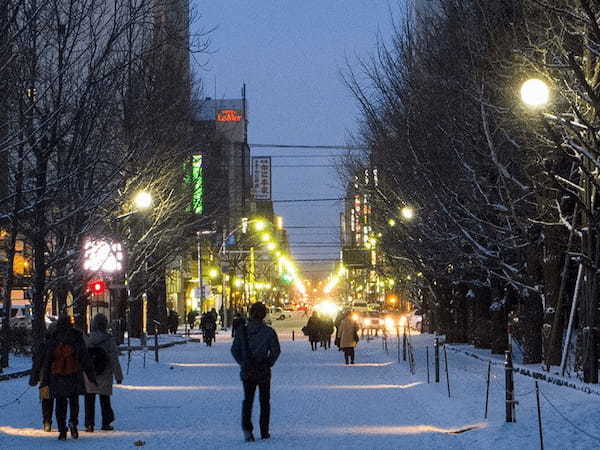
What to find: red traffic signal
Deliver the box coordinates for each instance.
[88,280,107,295]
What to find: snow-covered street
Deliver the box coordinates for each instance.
[1,328,600,449]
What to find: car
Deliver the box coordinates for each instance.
[362,312,384,331]
[351,301,369,313]
[0,304,33,329]
[268,307,291,321]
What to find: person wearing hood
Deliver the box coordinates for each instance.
[29,322,57,432]
[42,315,97,441]
[84,313,124,433]
[231,302,281,442]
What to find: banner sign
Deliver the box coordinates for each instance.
[252,157,272,201]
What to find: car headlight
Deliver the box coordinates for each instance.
[352,313,359,321]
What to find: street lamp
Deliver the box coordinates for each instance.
[520,79,550,108]
[133,191,153,210]
[401,206,415,221]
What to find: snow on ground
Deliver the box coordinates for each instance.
[1,327,600,449]
[1,354,32,376]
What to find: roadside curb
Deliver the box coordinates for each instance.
[446,345,600,397]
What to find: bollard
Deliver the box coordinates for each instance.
[426,346,430,384]
[402,328,407,361]
[292,330,295,341]
[535,381,544,450]
[484,361,491,419]
[434,338,440,383]
[505,349,517,422]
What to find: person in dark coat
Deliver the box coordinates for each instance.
[42,316,97,440]
[201,312,216,346]
[168,309,179,334]
[231,302,281,442]
[231,312,244,338]
[187,310,198,330]
[305,311,322,351]
[29,322,57,432]
[84,313,124,432]
[320,316,335,350]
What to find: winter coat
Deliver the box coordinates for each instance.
[84,330,123,396]
[231,319,281,383]
[321,318,334,338]
[42,327,97,398]
[338,317,359,348]
[305,316,322,342]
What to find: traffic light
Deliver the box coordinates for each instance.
[88,280,107,295]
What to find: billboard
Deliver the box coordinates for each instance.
[252,156,271,201]
[191,154,203,214]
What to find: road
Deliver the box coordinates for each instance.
[0,318,598,449]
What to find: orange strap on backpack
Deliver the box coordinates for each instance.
[51,343,79,376]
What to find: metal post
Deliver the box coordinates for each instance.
[397,327,401,362]
[535,381,544,450]
[402,327,407,361]
[197,232,204,315]
[444,345,450,398]
[485,361,491,419]
[426,346,430,384]
[434,337,440,383]
[154,321,159,363]
[505,349,516,422]
[560,264,582,376]
[292,330,295,341]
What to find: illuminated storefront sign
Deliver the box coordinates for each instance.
[216,109,243,122]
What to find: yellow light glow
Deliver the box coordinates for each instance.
[399,316,408,327]
[134,191,153,210]
[267,242,277,251]
[234,278,243,288]
[254,220,266,231]
[208,268,219,279]
[352,313,359,321]
[401,206,415,220]
[315,301,339,317]
[388,218,396,227]
[261,233,271,242]
[520,78,550,108]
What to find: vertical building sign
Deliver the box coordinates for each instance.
[191,154,203,214]
[252,157,271,201]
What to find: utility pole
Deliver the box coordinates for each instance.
[197,231,204,313]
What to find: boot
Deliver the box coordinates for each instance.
[101,425,114,431]
[85,425,94,433]
[58,430,67,440]
[243,431,255,442]
[43,422,51,432]
[69,423,78,439]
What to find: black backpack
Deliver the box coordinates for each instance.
[89,346,109,375]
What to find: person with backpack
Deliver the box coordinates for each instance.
[231,302,280,442]
[42,315,97,441]
[84,313,124,433]
[29,322,57,432]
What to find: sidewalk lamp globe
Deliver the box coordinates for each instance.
[134,191,153,210]
[520,79,550,108]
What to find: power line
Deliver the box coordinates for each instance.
[255,154,341,159]
[250,143,367,150]
[272,197,345,203]
[286,226,340,229]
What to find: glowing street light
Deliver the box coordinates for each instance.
[520,79,550,108]
[208,268,219,279]
[261,233,271,242]
[266,242,277,251]
[401,206,415,221]
[254,220,266,231]
[134,191,153,210]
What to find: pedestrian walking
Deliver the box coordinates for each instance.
[187,310,198,330]
[305,311,321,351]
[29,322,57,432]
[231,302,281,442]
[201,312,216,346]
[321,316,334,350]
[167,309,179,334]
[338,311,359,364]
[42,316,97,441]
[84,313,124,433]
[232,312,244,338]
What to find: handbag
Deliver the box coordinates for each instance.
[353,329,360,343]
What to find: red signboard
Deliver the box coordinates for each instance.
[216,109,243,122]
